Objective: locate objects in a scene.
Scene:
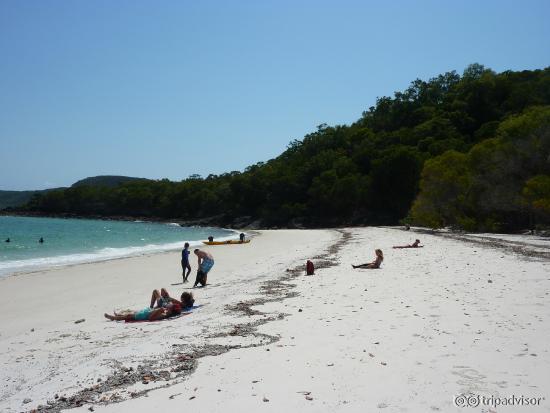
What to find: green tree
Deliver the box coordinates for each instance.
[522,175,550,226]
[369,146,424,221]
[410,151,470,228]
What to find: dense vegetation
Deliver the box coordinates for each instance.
[0,191,41,209]
[0,188,64,209]
[20,64,550,231]
[72,175,148,188]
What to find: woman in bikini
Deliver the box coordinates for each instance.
[352,249,384,269]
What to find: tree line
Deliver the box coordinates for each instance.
[22,64,550,231]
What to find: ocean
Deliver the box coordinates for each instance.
[0,216,236,277]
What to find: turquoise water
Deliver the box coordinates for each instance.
[0,216,236,276]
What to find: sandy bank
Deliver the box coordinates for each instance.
[0,229,338,412]
[1,227,549,412]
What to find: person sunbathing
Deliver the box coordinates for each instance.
[352,249,384,269]
[150,288,195,309]
[150,288,177,308]
[392,239,422,249]
[104,302,182,322]
[179,291,195,309]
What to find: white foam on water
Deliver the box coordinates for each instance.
[0,232,238,277]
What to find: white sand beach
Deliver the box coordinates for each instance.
[1,228,549,413]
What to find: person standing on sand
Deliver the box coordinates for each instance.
[193,249,214,287]
[352,249,384,269]
[181,242,191,282]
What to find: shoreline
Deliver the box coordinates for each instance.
[4,210,550,237]
[1,227,548,412]
[0,216,244,279]
[30,230,349,412]
[0,211,239,228]
[0,229,340,412]
[1,210,252,230]
[2,229,261,280]
[0,210,186,224]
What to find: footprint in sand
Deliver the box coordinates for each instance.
[452,366,487,393]
[493,380,508,389]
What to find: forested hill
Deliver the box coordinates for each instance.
[0,188,64,209]
[20,64,550,231]
[72,176,148,188]
[0,176,144,209]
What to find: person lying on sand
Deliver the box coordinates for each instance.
[179,292,195,308]
[104,302,182,322]
[150,288,195,309]
[352,249,384,269]
[193,249,214,287]
[392,239,422,249]
[150,288,174,308]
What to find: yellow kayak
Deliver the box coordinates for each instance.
[202,240,250,245]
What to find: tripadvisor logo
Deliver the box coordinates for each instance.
[454,394,545,408]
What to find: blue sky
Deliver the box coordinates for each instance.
[1,0,549,190]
